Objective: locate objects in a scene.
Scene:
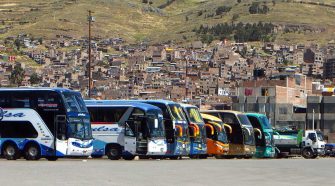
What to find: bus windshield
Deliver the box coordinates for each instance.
[168,104,186,121]
[63,92,88,113]
[238,114,253,126]
[217,127,228,144]
[147,112,165,138]
[68,118,92,140]
[186,107,204,124]
[260,116,272,129]
[243,126,255,145]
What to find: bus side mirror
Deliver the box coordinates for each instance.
[189,126,196,138]
[254,128,262,139]
[205,124,214,138]
[0,107,4,121]
[175,125,183,137]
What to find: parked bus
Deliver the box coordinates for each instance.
[85,100,167,160]
[180,104,207,159]
[246,113,275,158]
[201,110,256,158]
[133,100,190,159]
[200,113,230,158]
[0,88,93,161]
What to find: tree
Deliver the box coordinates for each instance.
[14,38,21,51]
[29,73,41,85]
[10,64,25,87]
[38,38,43,44]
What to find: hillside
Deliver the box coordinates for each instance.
[1,0,335,44]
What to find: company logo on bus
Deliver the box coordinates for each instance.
[1,111,26,118]
[92,126,120,132]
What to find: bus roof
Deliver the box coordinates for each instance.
[0,87,79,93]
[245,113,267,118]
[200,113,222,122]
[84,100,162,112]
[180,103,198,109]
[201,110,244,115]
[125,99,179,105]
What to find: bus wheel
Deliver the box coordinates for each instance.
[2,143,20,160]
[123,155,135,160]
[46,156,58,161]
[189,155,199,159]
[106,146,121,160]
[24,144,41,160]
[169,156,179,160]
[199,155,208,159]
[91,155,103,158]
[215,155,224,159]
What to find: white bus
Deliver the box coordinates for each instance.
[0,88,93,160]
[85,100,167,160]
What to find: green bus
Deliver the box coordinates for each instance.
[246,113,275,158]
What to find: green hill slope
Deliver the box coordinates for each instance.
[1,0,335,44]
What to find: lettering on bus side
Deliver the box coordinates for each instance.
[92,126,121,132]
[2,111,26,118]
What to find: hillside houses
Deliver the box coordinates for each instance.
[2,34,335,104]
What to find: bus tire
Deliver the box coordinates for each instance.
[46,156,58,161]
[215,155,224,159]
[91,155,103,158]
[123,155,135,160]
[169,156,179,160]
[199,155,208,159]
[189,155,199,159]
[106,145,121,160]
[2,142,20,160]
[24,143,41,160]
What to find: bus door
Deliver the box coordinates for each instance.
[124,108,146,154]
[124,121,136,154]
[33,91,67,156]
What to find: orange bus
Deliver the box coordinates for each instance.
[200,113,231,158]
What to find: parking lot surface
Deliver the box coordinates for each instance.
[0,158,334,186]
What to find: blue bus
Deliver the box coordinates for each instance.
[131,100,190,159]
[181,104,207,159]
[0,88,93,161]
[85,100,167,160]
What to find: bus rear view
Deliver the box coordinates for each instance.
[0,88,93,161]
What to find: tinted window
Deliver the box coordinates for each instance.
[0,121,38,138]
[220,113,243,144]
[148,103,171,120]
[11,94,31,108]
[88,107,128,122]
[0,93,10,108]
[36,91,64,112]
[186,107,204,123]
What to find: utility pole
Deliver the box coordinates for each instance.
[185,56,189,100]
[87,10,94,98]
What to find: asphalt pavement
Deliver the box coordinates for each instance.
[0,157,334,186]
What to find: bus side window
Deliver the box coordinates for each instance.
[0,93,10,108]
[0,121,38,138]
[11,94,31,108]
